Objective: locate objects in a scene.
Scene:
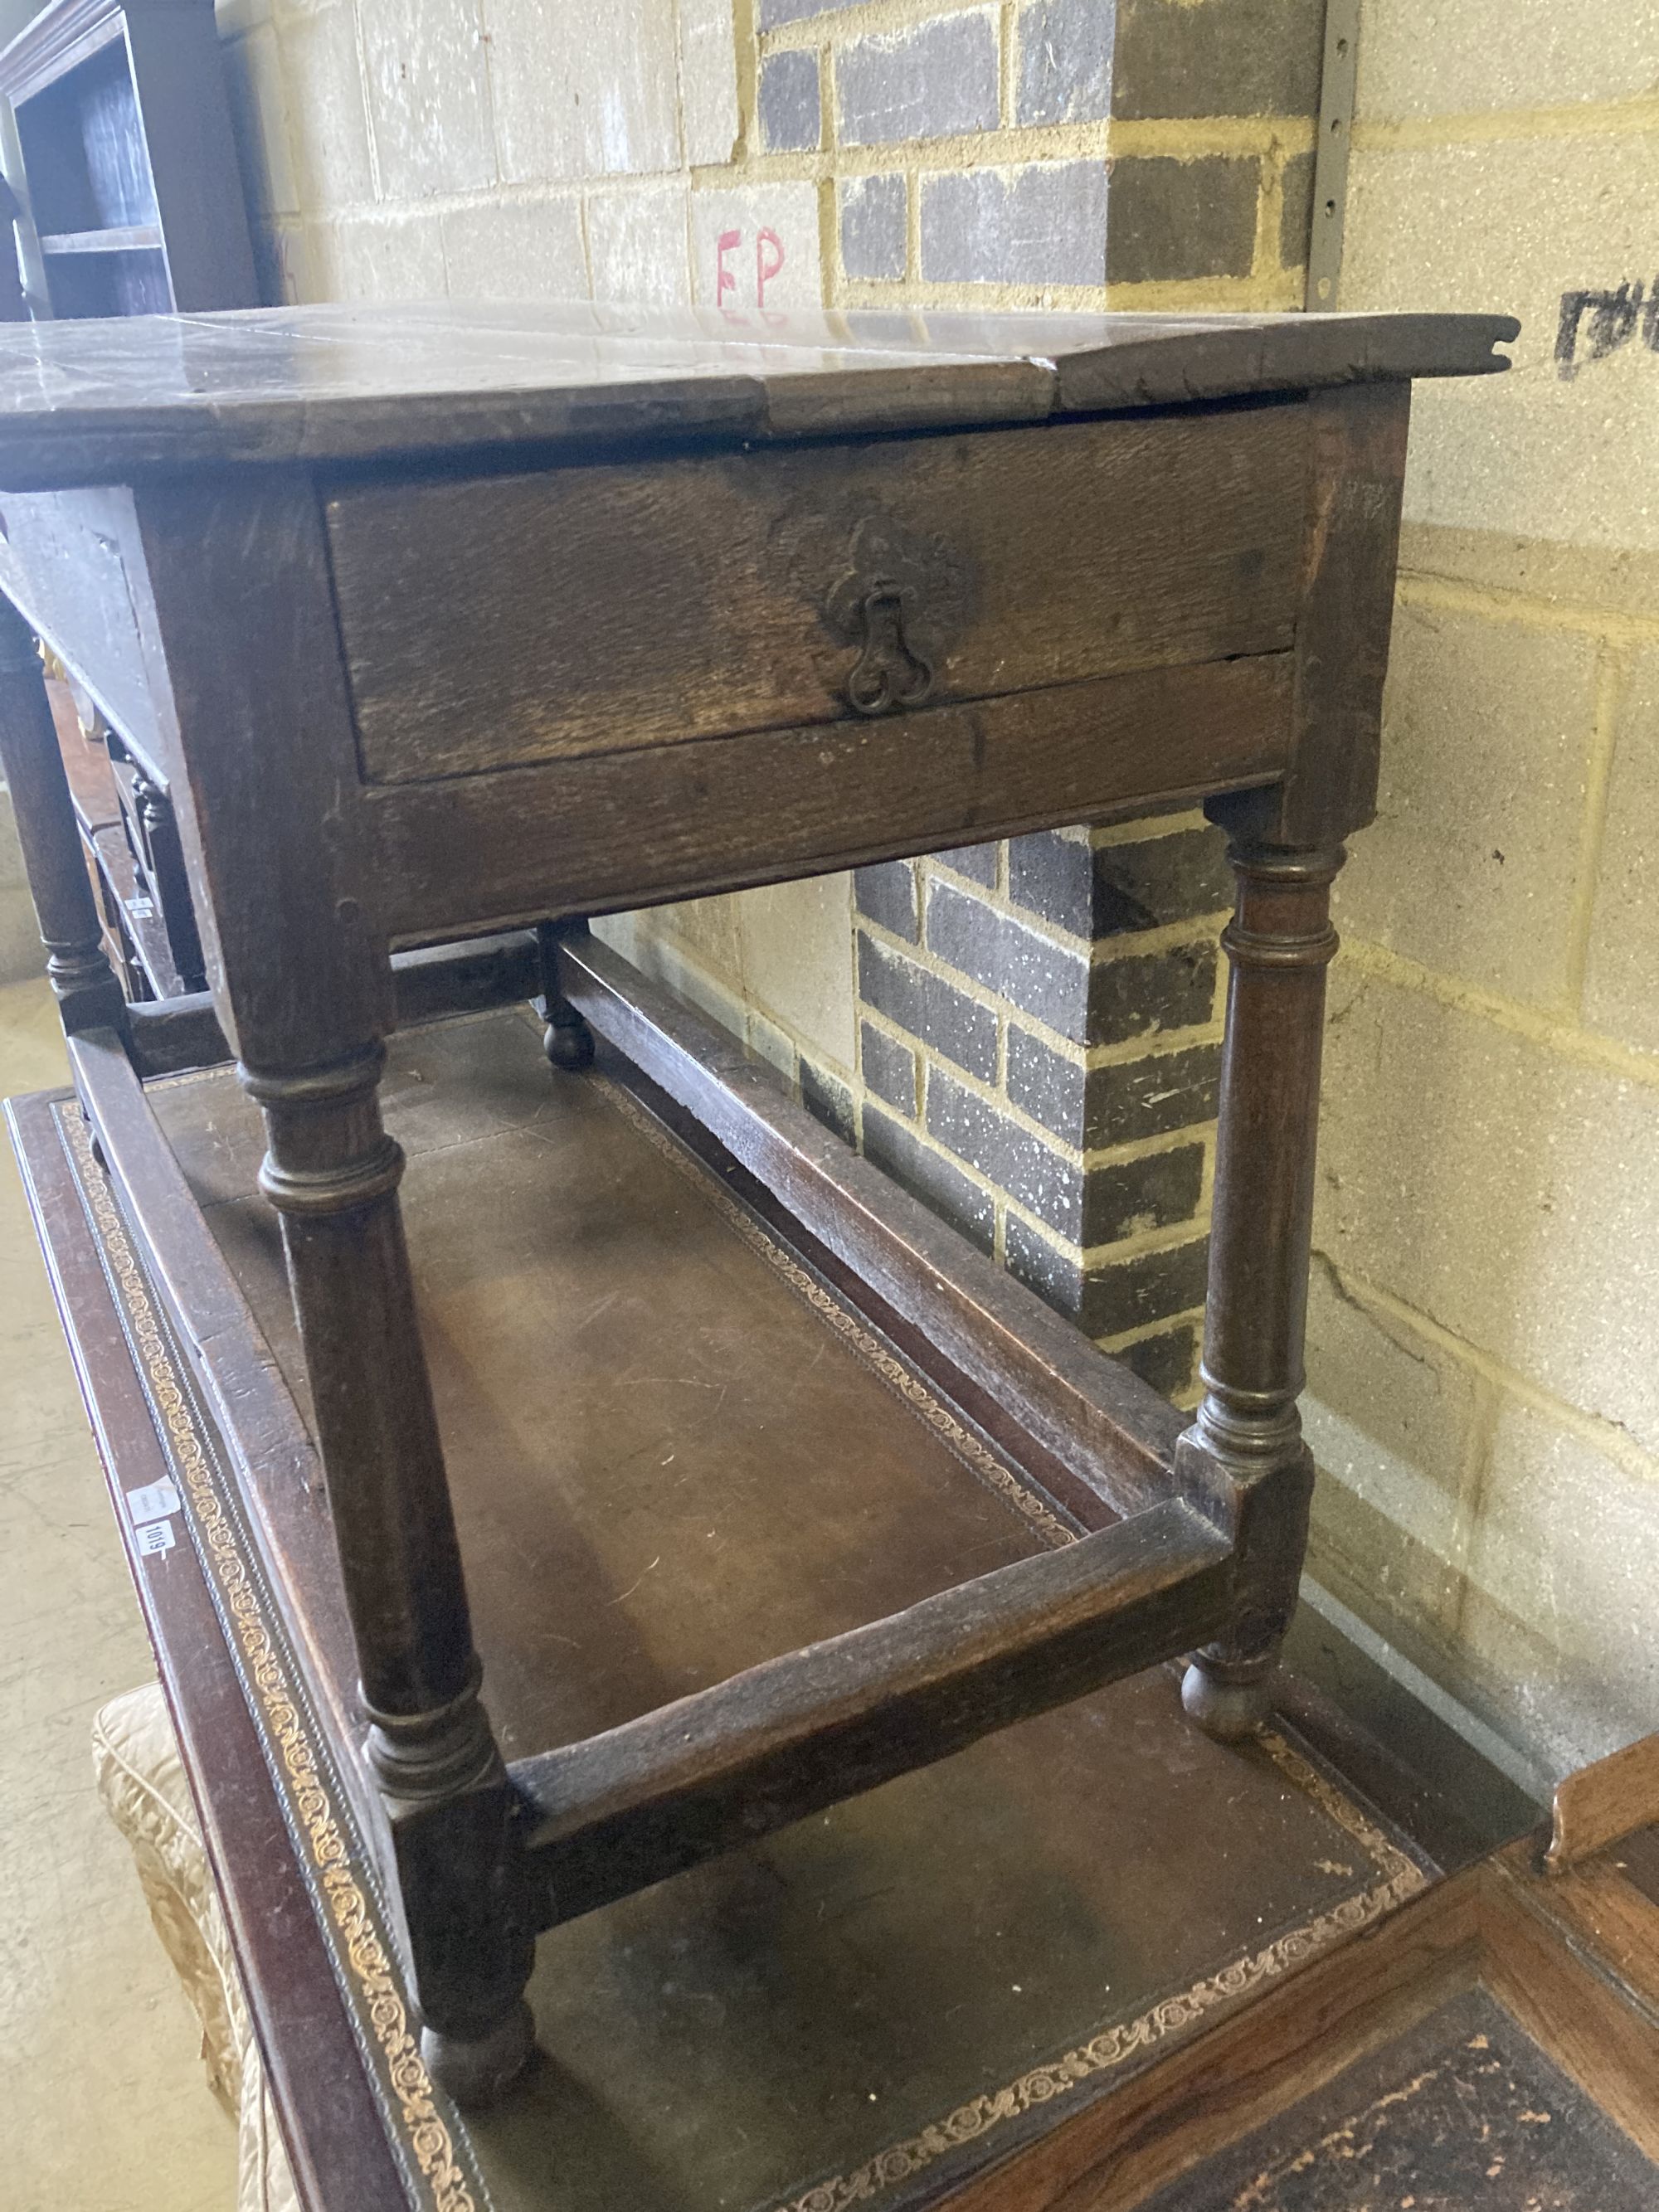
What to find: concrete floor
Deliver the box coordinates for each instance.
[0,975,236,2210]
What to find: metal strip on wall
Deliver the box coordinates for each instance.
[1307,0,1361,309]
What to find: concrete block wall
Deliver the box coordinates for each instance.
[0,788,39,985]
[212,0,1322,342]
[1299,0,1659,1788]
[849,826,1227,1397]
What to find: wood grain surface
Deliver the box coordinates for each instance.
[1548,1733,1659,1869]
[559,931,1186,1510]
[516,1502,1231,1925]
[328,404,1306,781]
[0,304,1515,490]
[365,651,1291,939]
[0,485,167,776]
[5,1088,404,2212]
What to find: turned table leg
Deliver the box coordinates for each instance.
[1179,837,1344,1742]
[245,1041,536,2102]
[0,598,126,1038]
[116,471,540,2103]
[535,919,594,1072]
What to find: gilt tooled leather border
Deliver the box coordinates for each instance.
[56,1103,494,2212]
[59,1075,1429,2212]
[774,1730,1428,2212]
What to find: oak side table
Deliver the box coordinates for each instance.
[0,302,1515,2110]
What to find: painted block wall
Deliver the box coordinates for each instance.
[1303,0,1659,1790]
[0,786,36,984]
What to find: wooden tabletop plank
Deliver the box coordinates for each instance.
[0,301,1518,488]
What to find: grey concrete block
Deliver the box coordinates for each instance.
[0,785,26,896]
[1280,147,1316,269]
[759,47,821,151]
[1018,0,1116,126]
[1112,0,1324,121]
[358,0,494,201]
[839,172,907,281]
[679,0,741,167]
[838,12,1000,147]
[1588,648,1659,1050]
[1006,1028,1222,1149]
[854,858,918,941]
[921,160,1108,286]
[864,1106,995,1252]
[1340,604,1593,1014]
[1106,154,1260,284]
[760,0,859,23]
[489,0,679,182]
[861,1021,919,1116]
[0,866,42,983]
[801,1059,855,1145]
[934,839,1000,885]
[856,930,1000,1082]
[1007,825,1231,936]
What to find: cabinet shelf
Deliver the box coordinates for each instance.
[38,222,163,255]
[1,0,255,318]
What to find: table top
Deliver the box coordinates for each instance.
[0,300,1516,487]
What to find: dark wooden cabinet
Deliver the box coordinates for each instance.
[0,0,256,319]
[0,0,255,1004]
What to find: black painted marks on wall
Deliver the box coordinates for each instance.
[1556,276,1659,378]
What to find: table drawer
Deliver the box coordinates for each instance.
[326,400,1308,787]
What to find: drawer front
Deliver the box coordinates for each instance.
[327,401,1308,786]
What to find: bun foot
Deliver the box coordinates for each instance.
[1181,1652,1275,1743]
[422,1999,536,2107]
[542,1007,594,1072]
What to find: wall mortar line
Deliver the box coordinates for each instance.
[1560,642,1633,1020]
[1353,95,1659,151]
[1314,1252,1659,1495]
[1336,937,1659,1091]
[1397,571,1659,649]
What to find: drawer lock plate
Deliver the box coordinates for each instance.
[844,581,933,716]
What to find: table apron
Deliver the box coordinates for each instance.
[361,649,1293,941]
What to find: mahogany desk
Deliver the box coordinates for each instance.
[0,304,1515,2134]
